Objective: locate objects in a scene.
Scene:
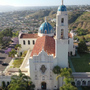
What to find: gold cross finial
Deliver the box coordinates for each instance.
[62,0,63,5]
[45,17,47,22]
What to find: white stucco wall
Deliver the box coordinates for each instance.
[68,38,75,55]
[29,49,59,90]
[55,39,68,68]
[38,32,54,37]
[0,76,11,86]
[68,31,75,55]
[19,38,37,52]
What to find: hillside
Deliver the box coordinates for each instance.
[26,10,52,19]
[26,10,90,31]
[69,12,90,31]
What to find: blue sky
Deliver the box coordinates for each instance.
[0,0,90,6]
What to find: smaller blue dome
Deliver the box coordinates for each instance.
[39,21,54,34]
[58,5,67,11]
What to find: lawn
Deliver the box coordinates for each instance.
[12,58,24,68]
[71,53,90,72]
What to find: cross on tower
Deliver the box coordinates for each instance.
[45,17,47,22]
[62,0,63,5]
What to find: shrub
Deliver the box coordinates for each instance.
[21,51,27,57]
[2,81,6,89]
[53,66,60,74]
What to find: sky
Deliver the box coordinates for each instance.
[0,0,90,6]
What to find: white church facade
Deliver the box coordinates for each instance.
[18,1,75,90]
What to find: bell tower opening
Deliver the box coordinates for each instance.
[41,82,46,89]
[45,30,47,34]
[61,29,64,39]
[61,18,64,23]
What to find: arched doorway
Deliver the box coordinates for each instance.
[77,81,81,86]
[82,80,86,86]
[88,81,90,86]
[41,82,46,89]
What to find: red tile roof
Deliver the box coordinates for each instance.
[30,36,55,57]
[68,33,72,38]
[20,33,39,38]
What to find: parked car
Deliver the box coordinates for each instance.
[2,62,9,66]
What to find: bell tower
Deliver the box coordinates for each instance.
[56,0,68,68]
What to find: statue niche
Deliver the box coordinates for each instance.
[40,65,47,73]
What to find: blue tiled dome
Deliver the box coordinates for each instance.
[58,5,67,11]
[39,21,54,34]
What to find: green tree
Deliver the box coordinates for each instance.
[9,49,17,58]
[53,65,60,74]
[56,68,77,90]
[8,70,35,90]
[13,31,19,37]
[2,81,6,89]
[78,40,88,53]
[60,83,77,90]
[56,68,72,79]
[76,28,88,36]
[53,66,60,89]
[15,44,21,50]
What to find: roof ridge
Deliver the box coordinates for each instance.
[43,36,46,51]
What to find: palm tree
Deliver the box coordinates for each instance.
[56,68,72,79]
[15,44,21,57]
[9,49,17,58]
[63,77,74,84]
[56,68,72,86]
[8,69,35,90]
[60,83,78,90]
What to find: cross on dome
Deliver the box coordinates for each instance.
[45,17,47,22]
[62,0,63,5]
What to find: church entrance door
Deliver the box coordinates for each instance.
[41,82,46,89]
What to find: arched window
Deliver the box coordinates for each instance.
[23,40,25,45]
[33,40,35,45]
[7,82,10,86]
[42,76,45,80]
[35,75,37,80]
[51,30,52,33]
[45,30,47,34]
[82,81,86,86]
[50,75,52,80]
[77,81,81,86]
[28,40,30,45]
[88,81,90,86]
[61,29,64,39]
[61,18,64,23]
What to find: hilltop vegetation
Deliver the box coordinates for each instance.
[69,12,90,31]
[0,7,90,33]
[25,10,90,31]
[27,10,51,19]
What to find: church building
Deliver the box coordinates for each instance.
[19,0,75,89]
